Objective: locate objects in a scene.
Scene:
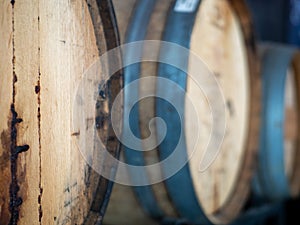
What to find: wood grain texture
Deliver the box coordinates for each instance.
[39,1,100,224]
[0,0,121,224]
[217,0,261,221]
[187,0,249,215]
[0,0,13,223]
[186,0,259,223]
[13,1,40,224]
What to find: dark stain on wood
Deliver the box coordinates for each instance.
[210,5,225,30]
[1,130,10,171]
[226,100,234,117]
[85,118,94,130]
[37,31,42,222]
[214,72,221,77]
[64,196,79,208]
[71,131,80,137]
[213,180,219,212]
[35,85,40,94]
[38,188,43,223]
[9,2,28,223]
[63,182,78,193]
[95,114,108,130]
[84,165,92,189]
[9,105,30,225]
[0,128,11,224]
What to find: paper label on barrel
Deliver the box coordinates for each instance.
[174,0,199,13]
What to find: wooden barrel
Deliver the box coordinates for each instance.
[0,0,122,224]
[253,43,300,202]
[105,0,260,224]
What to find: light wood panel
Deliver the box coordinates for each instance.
[14,0,40,224]
[0,0,13,223]
[186,0,259,223]
[39,1,100,224]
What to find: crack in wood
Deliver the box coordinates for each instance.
[37,7,43,223]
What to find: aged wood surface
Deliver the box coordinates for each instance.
[0,0,121,224]
[186,0,260,223]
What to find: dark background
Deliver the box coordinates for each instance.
[231,0,300,224]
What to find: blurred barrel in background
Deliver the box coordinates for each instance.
[105,0,260,224]
[105,0,173,224]
[1,0,300,224]
[0,0,122,224]
[227,43,300,225]
[157,0,259,224]
[252,44,300,203]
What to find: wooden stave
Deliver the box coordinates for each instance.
[0,0,122,224]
